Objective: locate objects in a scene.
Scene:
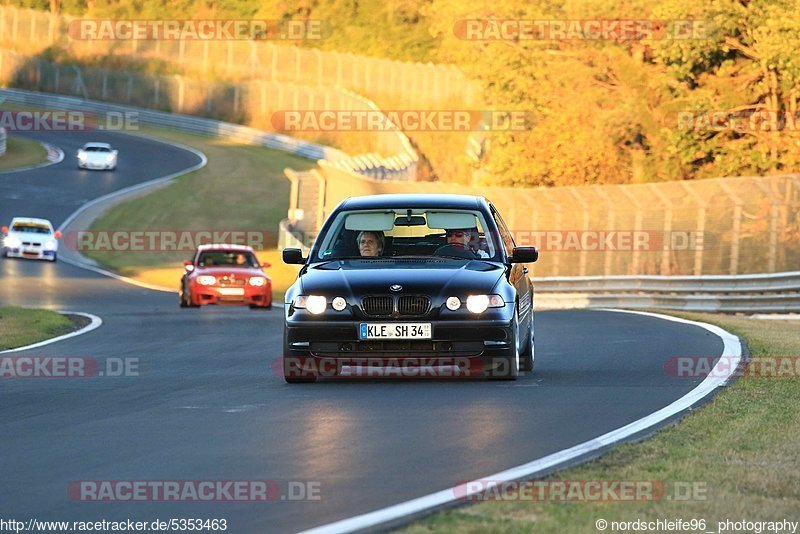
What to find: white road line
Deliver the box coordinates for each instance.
[0,311,102,354]
[298,308,742,534]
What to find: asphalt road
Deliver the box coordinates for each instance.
[0,131,725,533]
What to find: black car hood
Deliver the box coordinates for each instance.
[300,258,505,300]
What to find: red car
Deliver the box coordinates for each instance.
[180,244,272,309]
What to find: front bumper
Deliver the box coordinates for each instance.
[284,315,515,376]
[191,284,272,306]
[79,160,115,169]
[4,246,56,260]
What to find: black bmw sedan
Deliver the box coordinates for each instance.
[281,194,538,382]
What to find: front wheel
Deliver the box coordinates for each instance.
[486,308,519,381]
[520,310,534,373]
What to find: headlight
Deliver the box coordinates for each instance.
[445,296,461,311]
[78,152,87,160]
[106,154,115,162]
[332,296,347,311]
[44,240,57,250]
[249,276,267,287]
[293,295,327,314]
[4,236,21,248]
[197,275,216,286]
[466,294,504,314]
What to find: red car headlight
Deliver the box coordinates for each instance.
[249,276,267,287]
[197,275,216,286]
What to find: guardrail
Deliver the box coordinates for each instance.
[0,88,344,161]
[0,126,6,156]
[533,272,800,312]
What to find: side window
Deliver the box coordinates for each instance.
[491,205,515,256]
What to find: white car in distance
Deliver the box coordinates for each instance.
[77,142,118,170]
[2,217,61,262]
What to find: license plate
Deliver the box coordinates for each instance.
[218,288,245,296]
[359,323,431,340]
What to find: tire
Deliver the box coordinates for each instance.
[486,307,519,381]
[283,336,317,383]
[50,252,57,263]
[180,286,199,308]
[520,304,534,373]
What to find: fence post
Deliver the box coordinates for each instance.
[755,180,780,272]
[620,187,644,275]
[126,74,133,102]
[102,72,107,99]
[154,77,160,107]
[593,185,616,276]
[569,187,590,276]
[315,49,323,86]
[54,63,60,92]
[294,47,301,82]
[542,190,563,276]
[647,184,673,275]
[175,75,184,112]
[718,180,744,275]
[681,182,707,275]
[271,43,278,82]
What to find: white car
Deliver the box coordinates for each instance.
[2,218,61,262]
[77,142,118,170]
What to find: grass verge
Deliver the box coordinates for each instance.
[0,135,49,171]
[80,126,315,301]
[402,312,800,533]
[0,306,83,350]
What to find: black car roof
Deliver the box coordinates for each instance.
[338,194,488,211]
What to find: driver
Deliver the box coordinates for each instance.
[434,228,479,259]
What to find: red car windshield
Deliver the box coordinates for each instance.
[197,251,258,268]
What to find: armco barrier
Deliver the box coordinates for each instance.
[0,126,6,156]
[534,272,800,312]
[0,88,343,161]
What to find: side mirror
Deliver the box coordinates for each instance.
[261,261,272,269]
[183,260,195,272]
[282,248,305,265]
[54,231,62,239]
[511,246,538,263]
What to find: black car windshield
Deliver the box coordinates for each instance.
[314,209,501,261]
[83,146,112,152]
[197,250,259,268]
[11,224,51,234]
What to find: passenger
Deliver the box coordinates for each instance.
[357,231,384,257]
